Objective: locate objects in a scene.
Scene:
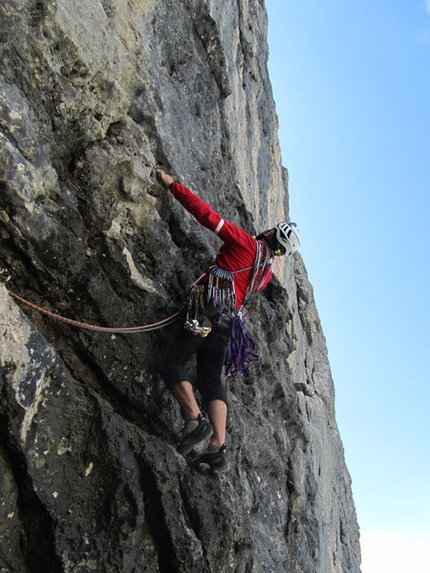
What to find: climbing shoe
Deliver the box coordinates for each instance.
[176,414,211,456]
[191,444,229,473]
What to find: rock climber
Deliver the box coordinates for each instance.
[156,169,300,472]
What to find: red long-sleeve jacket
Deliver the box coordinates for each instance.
[169,182,272,310]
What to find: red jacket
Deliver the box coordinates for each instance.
[170,182,272,309]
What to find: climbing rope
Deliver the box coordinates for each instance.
[6,290,181,334]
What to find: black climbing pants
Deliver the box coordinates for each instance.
[159,327,229,407]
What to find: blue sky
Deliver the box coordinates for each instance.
[265,1,430,570]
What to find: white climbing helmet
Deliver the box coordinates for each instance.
[275,222,301,255]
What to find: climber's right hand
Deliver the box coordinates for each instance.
[156,169,174,189]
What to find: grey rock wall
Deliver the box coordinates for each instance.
[0,1,361,572]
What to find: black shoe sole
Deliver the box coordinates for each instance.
[191,452,229,473]
[176,419,211,455]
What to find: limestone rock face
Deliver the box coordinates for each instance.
[0,1,361,572]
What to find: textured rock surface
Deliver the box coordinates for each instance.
[0,1,361,572]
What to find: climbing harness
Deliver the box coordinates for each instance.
[184,240,273,376]
[6,289,181,333]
